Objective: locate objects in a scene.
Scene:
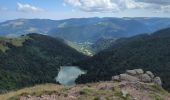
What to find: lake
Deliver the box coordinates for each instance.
[56,66,86,86]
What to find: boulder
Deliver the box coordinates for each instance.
[120,74,139,82]
[154,77,162,86]
[135,69,144,74]
[126,70,137,76]
[111,69,162,85]
[140,74,152,83]
[146,71,154,78]
[112,75,120,81]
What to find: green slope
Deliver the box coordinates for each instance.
[0,33,87,92]
[75,28,170,91]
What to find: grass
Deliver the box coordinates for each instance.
[66,41,94,56]
[0,81,169,100]
[0,35,30,52]
[0,84,64,100]
[114,91,132,100]
[80,87,96,95]
[0,44,9,52]
[150,84,168,94]
[150,93,164,100]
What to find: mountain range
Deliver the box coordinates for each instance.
[1,17,170,42]
[1,17,170,95]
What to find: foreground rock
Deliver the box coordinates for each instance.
[112,69,162,86]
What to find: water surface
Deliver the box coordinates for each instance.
[56,66,86,86]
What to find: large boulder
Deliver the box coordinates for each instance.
[135,69,144,74]
[154,77,162,86]
[112,75,120,81]
[140,74,152,83]
[146,71,154,78]
[126,70,137,76]
[120,74,139,82]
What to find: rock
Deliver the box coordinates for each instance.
[111,69,162,86]
[140,74,152,83]
[126,70,137,76]
[99,96,107,100]
[68,95,77,99]
[135,69,144,74]
[146,71,154,78]
[27,95,31,98]
[112,75,120,81]
[121,89,128,97]
[154,77,162,86]
[120,74,139,82]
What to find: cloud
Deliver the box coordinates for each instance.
[0,7,8,11]
[17,3,44,13]
[134,0,170,12]
[64,0,170,13]
[135,0,170,5]
[64,0,140,12]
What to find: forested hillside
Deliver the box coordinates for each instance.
[75,28,170,91]
[91,38,117,53]
[0,33,86,92]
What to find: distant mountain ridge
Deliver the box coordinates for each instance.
[1,17,170,42]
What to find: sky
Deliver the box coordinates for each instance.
[0,0,170,21]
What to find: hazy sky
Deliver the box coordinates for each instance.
[0,0,170,21]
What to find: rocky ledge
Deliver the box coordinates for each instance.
[112,69,162,86]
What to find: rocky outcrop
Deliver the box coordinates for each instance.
[119,74,139,82]
[140,74,152,83]
[154,77,162,86]
[112,69,162,86]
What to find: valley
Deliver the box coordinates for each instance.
[2,0,170,99]
[0,18,170,100]
[75,28,170,92]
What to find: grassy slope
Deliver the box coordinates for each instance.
[0,84,63,100]
[65,40,94,56]
[0,81,169,100]
[0,35,30,52]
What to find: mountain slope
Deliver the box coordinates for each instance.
[1,17,170,42]
[91,38,117,53]
[48,17,151,42]
[75,28,170,91]
[0,33,87,92]
[0,19,58,37]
